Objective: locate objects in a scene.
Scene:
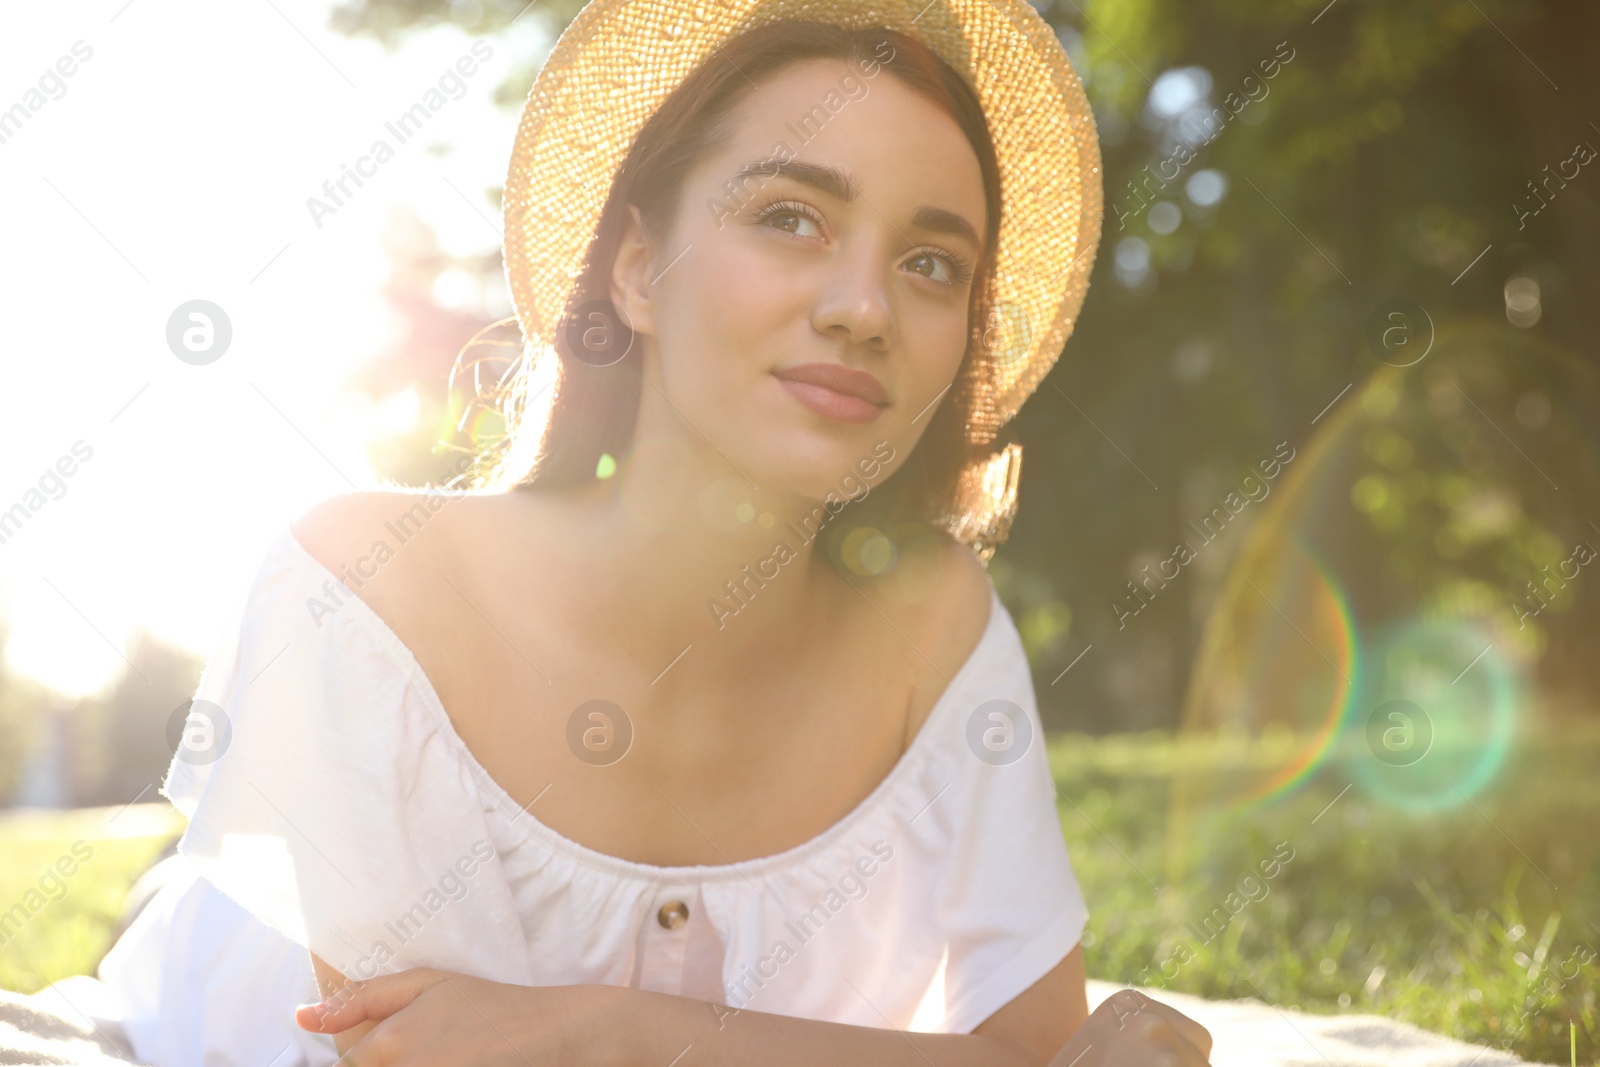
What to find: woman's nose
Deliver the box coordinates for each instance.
[811,244,895,351]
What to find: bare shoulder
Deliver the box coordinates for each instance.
[864,532,996,734]
[287,489,472,624]
[290,486,476,543]
[932,534,995,623]
[881,531,994,639]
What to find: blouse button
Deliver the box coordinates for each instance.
[657,900,690,930]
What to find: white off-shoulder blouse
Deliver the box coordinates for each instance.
[136,522,1085,1061]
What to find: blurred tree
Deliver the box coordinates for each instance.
[68,631,202,809]
[352,204,510,490]
[0,621,52,805]
[1006,0,1599,730]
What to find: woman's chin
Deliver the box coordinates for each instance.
[735,438,894,513]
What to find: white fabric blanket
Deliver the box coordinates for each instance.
[0,980,149,1066]
[1086,981,1534,1067]
[0,975,1538,1066]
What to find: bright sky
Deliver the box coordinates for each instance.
[0,0,547,696]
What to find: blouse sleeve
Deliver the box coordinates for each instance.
[159,528,534,987]
[932,602,1090,1035]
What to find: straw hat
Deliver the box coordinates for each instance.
[499,0,1102,552]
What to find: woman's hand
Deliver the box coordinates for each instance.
[1048,989,1212,1066]
[295,967,625,1065]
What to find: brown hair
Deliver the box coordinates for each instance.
[464,19,1020,568]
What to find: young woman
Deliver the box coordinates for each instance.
[109,3,1212,1064]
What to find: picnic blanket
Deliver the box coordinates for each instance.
[1085,980,1536,1067]
[0,978,149,1066]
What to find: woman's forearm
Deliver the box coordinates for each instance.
[605,986,1038,1067]
[298,970,1052,1063]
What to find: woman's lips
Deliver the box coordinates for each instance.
[772,363,888,425]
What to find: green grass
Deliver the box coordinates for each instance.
[1052,722,1600,1065]
[0,804,183,994]
[2,727,1595,1064]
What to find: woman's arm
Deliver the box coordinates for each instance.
[296,949,1082,1064]
[618,946,1216,1067]
[619,945,1087,1066]
[975,942,1090,1058]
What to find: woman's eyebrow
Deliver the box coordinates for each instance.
[909,205,982,250]
[731,157,860,202]
[728,157,982,249]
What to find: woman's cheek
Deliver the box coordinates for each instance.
[700,238,808,329]
[668,246,808,414]
[903,311,968,404]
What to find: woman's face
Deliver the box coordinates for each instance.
[613,56,988,506]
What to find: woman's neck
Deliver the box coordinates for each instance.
[536,425,850,679]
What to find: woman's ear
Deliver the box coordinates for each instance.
[609,203,658,338]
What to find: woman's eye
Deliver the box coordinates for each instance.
[907,250,974,287]
[758,204,822,238]
[755,204,971,287]
[907,252,955,285]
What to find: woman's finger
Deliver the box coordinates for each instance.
[296,967,448,1034]
[1138,996,1212,1058]
[1096,988,1213,1060]
[1104,989,1211,1060]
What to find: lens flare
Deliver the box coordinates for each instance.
[1223,543,1359,812]
[1336,616,1519,813]
[1173,320,1600,841]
